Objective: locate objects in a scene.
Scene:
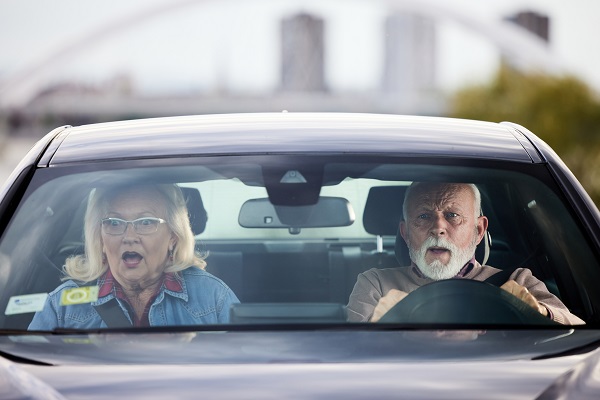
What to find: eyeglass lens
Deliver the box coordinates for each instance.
[101,218,163,234]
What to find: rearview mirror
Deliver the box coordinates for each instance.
[239,197,355,231]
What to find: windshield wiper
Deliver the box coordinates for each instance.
[0,330,54,365]
[0,348,53,366]
[533,337,600,360]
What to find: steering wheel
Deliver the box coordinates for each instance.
[377,279,559,325]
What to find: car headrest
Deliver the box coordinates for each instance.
[180,187,208,235]
[363,186,407,236]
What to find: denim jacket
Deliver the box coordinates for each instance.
[28,267,239,330]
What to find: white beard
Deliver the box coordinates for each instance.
[409,234,478,280]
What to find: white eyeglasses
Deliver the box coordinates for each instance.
[101,217,166,235]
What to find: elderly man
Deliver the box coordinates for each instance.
[347,182,584,325]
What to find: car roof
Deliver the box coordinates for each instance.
[40,113,541,166]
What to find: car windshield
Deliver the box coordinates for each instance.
[0,155,596,331]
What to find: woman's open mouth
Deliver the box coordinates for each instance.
[122,251,143,268]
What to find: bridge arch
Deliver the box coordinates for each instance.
[0,0,560,108]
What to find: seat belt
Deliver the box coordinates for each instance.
[93,298,133,328]
[81,279,133,327]
[483,268,515,287]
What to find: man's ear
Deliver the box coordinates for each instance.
[399,221,408,243]
[476,216,489,243]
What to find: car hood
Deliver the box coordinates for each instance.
[5,353,599,400]
[1,329,600,399]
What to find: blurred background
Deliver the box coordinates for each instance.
[1,0,600,202]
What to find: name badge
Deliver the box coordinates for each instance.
[5,293,48,315]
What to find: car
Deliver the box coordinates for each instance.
[0,112,599,399]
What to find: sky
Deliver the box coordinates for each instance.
[0,0,599,105]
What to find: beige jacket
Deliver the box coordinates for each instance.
[347,262,585,325]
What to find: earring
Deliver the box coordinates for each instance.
[168,248,174,262]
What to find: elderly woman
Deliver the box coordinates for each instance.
[29,183,239,329]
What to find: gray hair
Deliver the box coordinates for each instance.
[64,184,205,283]
[402,182,482,221]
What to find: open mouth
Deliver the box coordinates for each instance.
[122,251,143,267]
[428,246,450,255]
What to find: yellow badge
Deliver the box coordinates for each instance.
[60,286,99,306]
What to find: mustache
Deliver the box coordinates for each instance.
[419,236,459,254]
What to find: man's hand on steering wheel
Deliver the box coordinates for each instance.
[371,289,408,322]
[500,280,548,317]
[371,280,550,323]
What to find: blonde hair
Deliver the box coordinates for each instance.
[64,184,205,283]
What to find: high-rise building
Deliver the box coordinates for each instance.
[382,12,436,94]
[280,13,326,92]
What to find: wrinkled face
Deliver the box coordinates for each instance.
[101,187,176,290]
[400,183,487,280]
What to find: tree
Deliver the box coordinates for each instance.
[450,66,600,204]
